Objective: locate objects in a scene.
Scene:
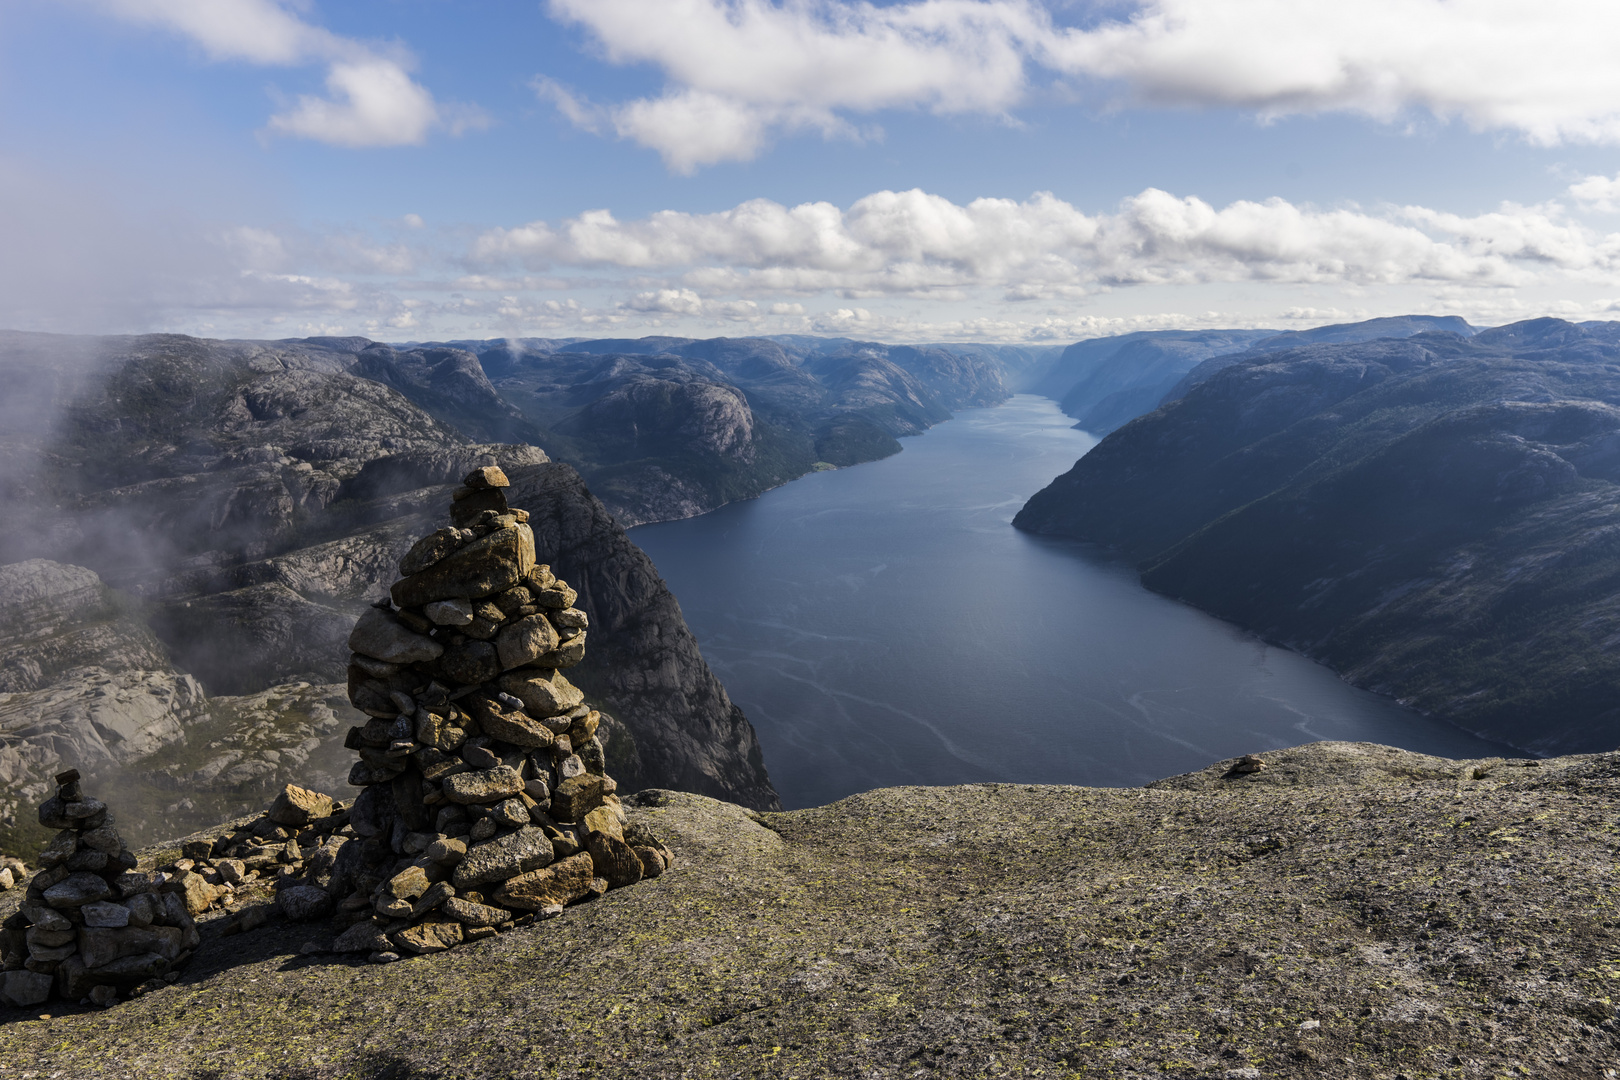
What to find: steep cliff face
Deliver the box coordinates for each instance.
[1015,318,1620,754]
[507,463,777,810]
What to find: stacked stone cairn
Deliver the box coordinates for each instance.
[326,466,672,961]
[0,770,200,1008]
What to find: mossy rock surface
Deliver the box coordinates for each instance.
[5,741,1620,1078]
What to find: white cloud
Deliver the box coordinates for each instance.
[266,58,442,148]
[92,0,478,147]
[1571,174,1620,213]
[541,0,1620,170]
[470,187,1620,298]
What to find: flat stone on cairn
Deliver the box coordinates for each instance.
[331,468,671,959]
[0,771,200,1008]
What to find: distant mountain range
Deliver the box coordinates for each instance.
[1017,316,1620,755]
[405,335,1057,526]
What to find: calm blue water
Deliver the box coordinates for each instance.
[631,395,1516,809]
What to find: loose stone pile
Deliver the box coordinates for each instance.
[0,771,200,1008]
[324,467,671,961]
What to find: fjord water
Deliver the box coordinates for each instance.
[631,395,1515,809]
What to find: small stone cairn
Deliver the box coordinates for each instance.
[0,771,200,1008]
[324,466,671,961]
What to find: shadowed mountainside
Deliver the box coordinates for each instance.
[1017,317,1620,755]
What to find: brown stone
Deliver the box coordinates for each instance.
[582,805,623,842]
[632,847,667,878]
[587,831,644,889]
[498,669,584,717]
[391,917,464,955]
[391,524,535,608]
[550,774,605,822]
[267,784,334,827]
[442,896,513,927]
[493,853,597,911]
[466,696,556,750]
[463,466,510,489]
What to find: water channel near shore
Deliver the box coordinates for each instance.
[630,395,1519,810]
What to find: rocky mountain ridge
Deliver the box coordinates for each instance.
[1016,317,1620,756]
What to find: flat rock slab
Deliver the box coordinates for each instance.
[16,746,1620,1080]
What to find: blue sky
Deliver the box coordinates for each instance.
[6,0,1620,342]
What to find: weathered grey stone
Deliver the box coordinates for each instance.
[551,607,588,632]
[532,581,578,610]
[1,969,53,1007]
[427,837,467,865]
[81,901,131,928]
[348,607,444,665]
[498,668,584,717]
[468,699,555,750]
[493,852,596,911]
[349,783,397,838]
[444,765,525,805]
[496,614,560,670]
[490,798,530,829]
[450,488,508,527]
[536,634,588,669]
[79,925,183,969]
[382,865,431,902]
[391,525,535,608]
[277,885,334,921]
[43,871,113,909]
[268,783,334,827]
[434,638,501,686]
[411,881,455,918]
[125,893,164,927]
[442,896,513,927]
[215,858,248,885]
[452,826,555,889]
[425,598,474,626]
[461,742,500,769]
[400,527,467,576]
[27,926,76,949]
[79,821,123,855]
[332,922,392,954]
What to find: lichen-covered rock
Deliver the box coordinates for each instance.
[452,827,554,889]
[267,783,334,827]
[493,852,596,911]
[443,766,526,806]
[390,525,535,608]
